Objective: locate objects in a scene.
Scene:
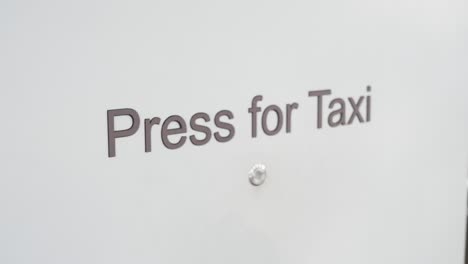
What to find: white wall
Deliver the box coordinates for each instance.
[1,0,468,263]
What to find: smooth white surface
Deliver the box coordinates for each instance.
[1,0,468,263]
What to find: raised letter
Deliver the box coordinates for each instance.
[262,105,283,136]
[348,97,365,124]
[161,115,187,150]
[248,96,263,138]
[366,86,372,122]
[286,103,299,133]
[190,113,212,146]
[214,110,235,143]
[328,98,346,127]
[308,90,331,129]
[144,117,161,153]
[107,108,140,158]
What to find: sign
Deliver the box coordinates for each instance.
[107,88,372,157]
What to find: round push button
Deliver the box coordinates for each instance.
[248,164,267,186]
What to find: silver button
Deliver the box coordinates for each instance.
[249,164,267,186]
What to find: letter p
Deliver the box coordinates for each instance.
[107,108,140,157]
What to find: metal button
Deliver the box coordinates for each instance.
[249,164,267,186]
